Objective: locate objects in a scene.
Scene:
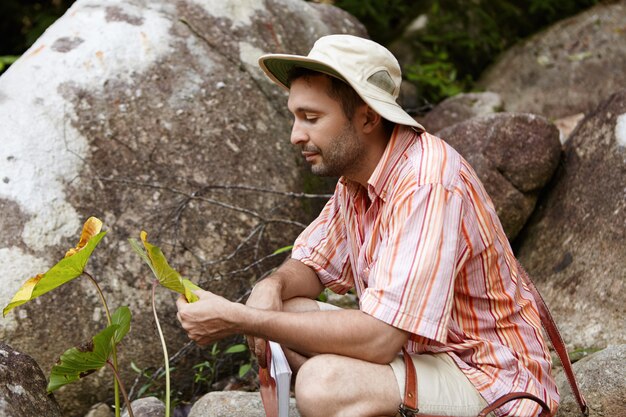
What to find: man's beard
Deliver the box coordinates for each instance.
[304,122,366,178]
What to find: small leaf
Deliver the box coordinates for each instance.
[272,245,293,255]
[111,306,131,344]
[224,344,247,354]
[3,226,106,317]
[130,361,143,375]
[132,231,202,303]
[238,363,252,378]
[47,324,118,392]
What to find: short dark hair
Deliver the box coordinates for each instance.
[287,66,364,120]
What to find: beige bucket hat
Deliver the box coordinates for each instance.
[258,34,424,130]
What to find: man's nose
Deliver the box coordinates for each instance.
[290,120,307,145]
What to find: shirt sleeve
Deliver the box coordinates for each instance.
[359,183,464,344]
[291,191,354,295]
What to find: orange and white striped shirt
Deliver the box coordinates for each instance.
[292,125,559,416]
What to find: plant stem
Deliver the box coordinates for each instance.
[152,280,170,417]
[107,361,135,417]
[84,271,121,417]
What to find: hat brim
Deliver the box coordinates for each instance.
[258,54,424,130]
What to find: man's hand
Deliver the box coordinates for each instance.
[245,279,283,368]
[176,289,238,346]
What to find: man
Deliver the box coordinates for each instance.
[176,35,559,417]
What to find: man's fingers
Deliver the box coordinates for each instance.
[175,294,188,310]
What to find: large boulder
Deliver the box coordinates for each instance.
[436,113,561,239]
[516,90,626,349]
[555,345,626,417]
[477,1,626,120]
[0,0,365,415]
[0,342,63,417]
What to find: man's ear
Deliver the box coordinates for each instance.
[360,105,382,134]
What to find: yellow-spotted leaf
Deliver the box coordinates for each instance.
[129,231,200,303]
[47,324,118,392]
[3,222,107,317]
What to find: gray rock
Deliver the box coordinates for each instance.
[418,92,503,133]
[122,397,165,417]
[84,403,114,417]
[516,90,626,349]
[189,391,300,417]
[555,345,626,417]
[0,0,365,415]
[477,2,626,119]
[0,342,62,417]
[436,112,561,239]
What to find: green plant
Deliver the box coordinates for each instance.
[129,231,202,417]
[3,217,133,417]
[130,362,177,400]
[192,342,251,393]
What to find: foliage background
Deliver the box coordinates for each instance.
[0,0,601,104]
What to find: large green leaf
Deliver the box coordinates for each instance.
[3,231,107,316]
[111,306,131,344]
[129,232,200,303]
[47,324,118,392]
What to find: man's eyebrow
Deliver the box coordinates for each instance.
[292,106,322,113]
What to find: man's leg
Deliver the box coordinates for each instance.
[295,353,402,417]
[280,299,490,417]
[280,298,400,416]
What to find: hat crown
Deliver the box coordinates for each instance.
[308,35,402,98]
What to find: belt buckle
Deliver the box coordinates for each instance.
[398,403,419,417]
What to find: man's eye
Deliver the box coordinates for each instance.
[305,114,318,122]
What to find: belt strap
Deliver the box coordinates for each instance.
[400,260,588,417]
[516,260,589,416]
[398,348,418,416]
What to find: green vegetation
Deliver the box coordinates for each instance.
[333,0,599,105]
[3,217,133,417]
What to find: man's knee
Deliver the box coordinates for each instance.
[283,297,321,313]
[295,354,342,416]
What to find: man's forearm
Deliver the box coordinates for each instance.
[233,304,408,364]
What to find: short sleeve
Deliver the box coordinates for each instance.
[291,192,354,294]
[359,183,464,344]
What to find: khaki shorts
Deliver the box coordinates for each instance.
[390,352,493,417]
[316,301,492,417]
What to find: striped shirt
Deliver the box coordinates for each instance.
[292,125,559,416]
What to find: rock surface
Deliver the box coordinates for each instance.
[0,0,365,415]
[0,342,63,417]
[516,90,626,349]
[418,92,503,133]
[189,391,300,417]
[436,113,561,239]
[121,397,165,417]
[555,345,626,417]
[478,1,626,119]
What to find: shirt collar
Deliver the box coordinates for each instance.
[366,125,419,202]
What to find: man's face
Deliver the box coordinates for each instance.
[287,75,366,178]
